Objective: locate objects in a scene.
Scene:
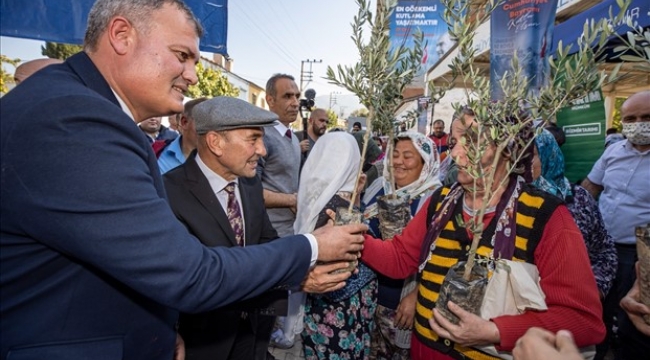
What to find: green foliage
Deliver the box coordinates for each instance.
[41,42,83,60]
[400,109,420,131]
[326,0,424,134]
[325,109,339,129]
[326,0,425,206]
[1,55,21,94]
[611,97,626,131]
[426,0,629,280]
[350,107,369,117]
[611,17,650,72]
[187,63,240,99]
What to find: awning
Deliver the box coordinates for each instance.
[0,0,228,55]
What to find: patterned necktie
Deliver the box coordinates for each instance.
[224,182,243,246]
[285,129,292,140]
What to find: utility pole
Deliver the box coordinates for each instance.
[339,106,347,119]
[299,59,322,93]
[329,91,340,109]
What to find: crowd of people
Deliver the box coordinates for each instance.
[1,1,649,360]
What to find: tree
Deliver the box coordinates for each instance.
[326,0,424,208]
[1,55,20,94]
[187,63,240,99]
[325,109,339,129]
[425,0,626,281]
[350,108,369,118]
[41,42,83,60]
[611,97,626,132]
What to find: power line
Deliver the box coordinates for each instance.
[230,2,300,72]
[300,59,322,92]
[275,1,320,56]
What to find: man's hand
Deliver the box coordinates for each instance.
[299,139,310,153]
[174,333,185,360]
[312,221,366,262]
[620,263,650,336]
[395,288,418,330]
[301,262,352,293]
[513,328,583,360]
[429,301,500,347]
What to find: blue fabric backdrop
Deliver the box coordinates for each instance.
[0,0,228,55]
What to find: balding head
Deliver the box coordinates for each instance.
[14,58,64,84]
[309,109,329,138]
[622,90,650,113]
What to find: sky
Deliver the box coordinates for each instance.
[0,0,372,115]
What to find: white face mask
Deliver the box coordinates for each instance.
[622,122,650,146]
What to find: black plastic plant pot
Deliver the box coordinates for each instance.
[329,207,363,274]
[377,194,410,240]
[636,224,650,325]
[435,261,488,325]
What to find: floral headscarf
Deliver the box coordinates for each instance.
[532,129,572,200]
[381,131,442,198]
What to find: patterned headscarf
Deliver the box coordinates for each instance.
[532,129,572,200]
[381,131,442,198]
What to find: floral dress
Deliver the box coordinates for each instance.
[302,195,378,360]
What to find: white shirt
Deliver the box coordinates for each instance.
[111,89,135,121]
[196,154,247,245]
[274,122,292,137]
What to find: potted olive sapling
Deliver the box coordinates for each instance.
[325,0,425,265]
[427,0,627,323]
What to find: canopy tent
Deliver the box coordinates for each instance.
[0,0,228,55]
[550,0,650,56]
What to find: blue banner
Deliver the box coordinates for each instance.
[389,0,451,88]
[550,0,650,56]
[490,0,559,100]
[0,0,228,55]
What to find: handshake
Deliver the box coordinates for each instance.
[301,220,368,294]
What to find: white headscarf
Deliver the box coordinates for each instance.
[363,131,442,205]
[294,132,361,234]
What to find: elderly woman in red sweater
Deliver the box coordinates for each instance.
[360,111,605,360]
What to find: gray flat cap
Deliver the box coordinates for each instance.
[193,96,278,133]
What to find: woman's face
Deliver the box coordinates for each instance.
[393,139,424,188]
[531,146,542,181]
[449,117,503,190]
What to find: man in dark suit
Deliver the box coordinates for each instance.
[164,97,287,360]
[0,1,365,360]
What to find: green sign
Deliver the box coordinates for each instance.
[556,90,606,184]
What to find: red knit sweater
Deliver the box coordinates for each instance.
[361,197,605,356]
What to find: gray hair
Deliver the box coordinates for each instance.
[265,73,295,98]
[84,0,203,51]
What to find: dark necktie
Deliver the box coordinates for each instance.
[285,129,292,140]
[224,182,243,246]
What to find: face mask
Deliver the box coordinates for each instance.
[622,122,650,146]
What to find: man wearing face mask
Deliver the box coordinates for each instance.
[582,90,650,360]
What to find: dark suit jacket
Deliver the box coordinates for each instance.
[0,52,311,360]
[164,154,283,359]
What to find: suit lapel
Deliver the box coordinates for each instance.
[239,179,254,245]
[184,155,239,247]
